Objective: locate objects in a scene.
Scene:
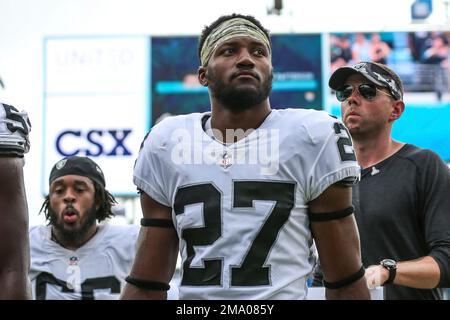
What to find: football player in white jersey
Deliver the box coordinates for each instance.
[122,14,370,300]
[0,102,32,299]
[29,156,140,300]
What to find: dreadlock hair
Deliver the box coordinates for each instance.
[40,180,117,225]
[198,13,271,63]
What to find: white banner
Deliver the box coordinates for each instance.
[43,37,150,195]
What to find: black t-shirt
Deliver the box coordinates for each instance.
[354,144,450,299]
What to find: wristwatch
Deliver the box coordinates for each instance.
[380,259,397,285]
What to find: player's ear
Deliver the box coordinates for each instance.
[95,194,101,210]
[198,66,208,87]
[389,100,405,122]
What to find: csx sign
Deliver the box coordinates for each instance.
[56,129,132,157]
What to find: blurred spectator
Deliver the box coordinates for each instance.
[422,34,449,65]
[408,32,431,62]
[330,35,353,72]
[369,33,391,64]
[421,33,449,101]
[352,33,371,63]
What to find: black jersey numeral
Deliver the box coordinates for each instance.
[174,184,223,286]
[231,181,295,285]
[334,122,356,161]
[174,181,295,287]
[35,272,120,300]
[3,103,30,135]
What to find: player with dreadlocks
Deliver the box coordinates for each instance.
[29,156,140,300]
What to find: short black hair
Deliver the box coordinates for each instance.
[198,13,271,63]
[40,180,117,224]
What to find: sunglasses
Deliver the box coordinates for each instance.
[335,84,392,102]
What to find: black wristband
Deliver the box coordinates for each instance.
[323,265,365,289]
[125,276,170,291]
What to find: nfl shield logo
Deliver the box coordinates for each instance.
[219,152,233,169]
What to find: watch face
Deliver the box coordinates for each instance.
[381,259,397,269]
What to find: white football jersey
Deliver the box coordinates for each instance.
[29,224,139,300]
[134,109,359,300]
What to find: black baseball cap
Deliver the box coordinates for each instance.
[329,61,403,100]
[49,156,105,187]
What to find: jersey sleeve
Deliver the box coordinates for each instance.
[133,126,171,207]
[0,102,31,157]
[303,114,360,202]
[417,150,450,287]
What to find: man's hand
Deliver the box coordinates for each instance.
[365,265,389,289]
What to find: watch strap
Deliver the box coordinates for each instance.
[384,267,396,285]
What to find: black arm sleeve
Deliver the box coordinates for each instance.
[419,150,450,287]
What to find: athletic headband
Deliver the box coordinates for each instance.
[200,17,271,67]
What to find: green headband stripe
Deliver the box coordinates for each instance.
[200,17,271,66]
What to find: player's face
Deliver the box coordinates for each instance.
[49,175,97,244]
[202,36,273,112]
[340,74,394,138]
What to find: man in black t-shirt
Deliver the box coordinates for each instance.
[324,61,450,299]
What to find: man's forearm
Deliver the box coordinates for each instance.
[394,256,440,289]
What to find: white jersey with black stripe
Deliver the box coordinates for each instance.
[134,108,359,300]
[29,224,139,300]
